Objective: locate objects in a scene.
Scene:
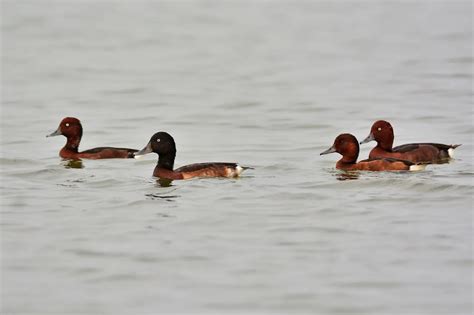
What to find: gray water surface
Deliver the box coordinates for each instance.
[1,1,473,314]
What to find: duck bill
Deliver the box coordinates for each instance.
[134,141,153,159]
[360,133,375,144]
[320,146,337,155]
[46,128,62,137]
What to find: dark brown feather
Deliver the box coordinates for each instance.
[175,162,239,173]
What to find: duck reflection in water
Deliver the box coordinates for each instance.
[62,159,84,169]
[336,171,360,181]
[156,178,173,187]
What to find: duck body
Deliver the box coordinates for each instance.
[47,117,137,160]
[135,131,249,180]
[361,120,460,164]
[336,157,419,171]
[176,162,244,178]
[368,143,458,163]
[321,133,425,172]
[60,146,137,160]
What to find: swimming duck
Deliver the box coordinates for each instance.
[47,117,138,159]
[360,120,460,164]
[135,131,250,179]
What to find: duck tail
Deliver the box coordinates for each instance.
[234,165,254,177]
[448,144,461,158]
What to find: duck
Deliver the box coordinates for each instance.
[134,131,250,180]
[320,133,426,171]
[47,117,138,159]
[360,120,461,164]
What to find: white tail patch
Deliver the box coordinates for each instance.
[226,164,245,177]
[409,164,426,171]
[234,165,244,177]
[448,148,454,158]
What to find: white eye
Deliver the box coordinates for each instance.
[65,123,70,127]
[377,127,381,131]
[156,138,161,143]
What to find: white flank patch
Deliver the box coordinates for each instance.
[134,154,144,160]
[448,148,454,158]
[409,164,426,171]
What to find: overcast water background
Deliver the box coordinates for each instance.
[1,1,473,314]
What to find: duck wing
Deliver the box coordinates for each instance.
[81,147,137,154]
[81,147,138,158]
[393,143,460,153]
[175,162,239,173]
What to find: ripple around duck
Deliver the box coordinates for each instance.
[100,87,148,95]
[6,166,65,179]
[412,182,472,194]
[266,225,362,235]
[447,56,474,64]
[221,101,262,110]
[315,170,473,195]
[81,178,125,188]
[0,157,36,166]
[145,193,180,202]
[65,248,129,258]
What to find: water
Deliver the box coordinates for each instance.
[1,1,473,314]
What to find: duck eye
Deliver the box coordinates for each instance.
[377,127,382,131]
[65,123,70,127]
[156,138,161,143]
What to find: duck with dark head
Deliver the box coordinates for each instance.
[360,120,461,164]
[321,133,426,171]
[135,131,251,180]
[47,117,138,159]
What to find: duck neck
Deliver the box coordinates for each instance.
[64,136,81,152]
[339,145,358,164]
[378,141,393,151]
[158,151,176,170]
[339,155,357,165]
[336,160,355,169]
[377,134,394,151]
